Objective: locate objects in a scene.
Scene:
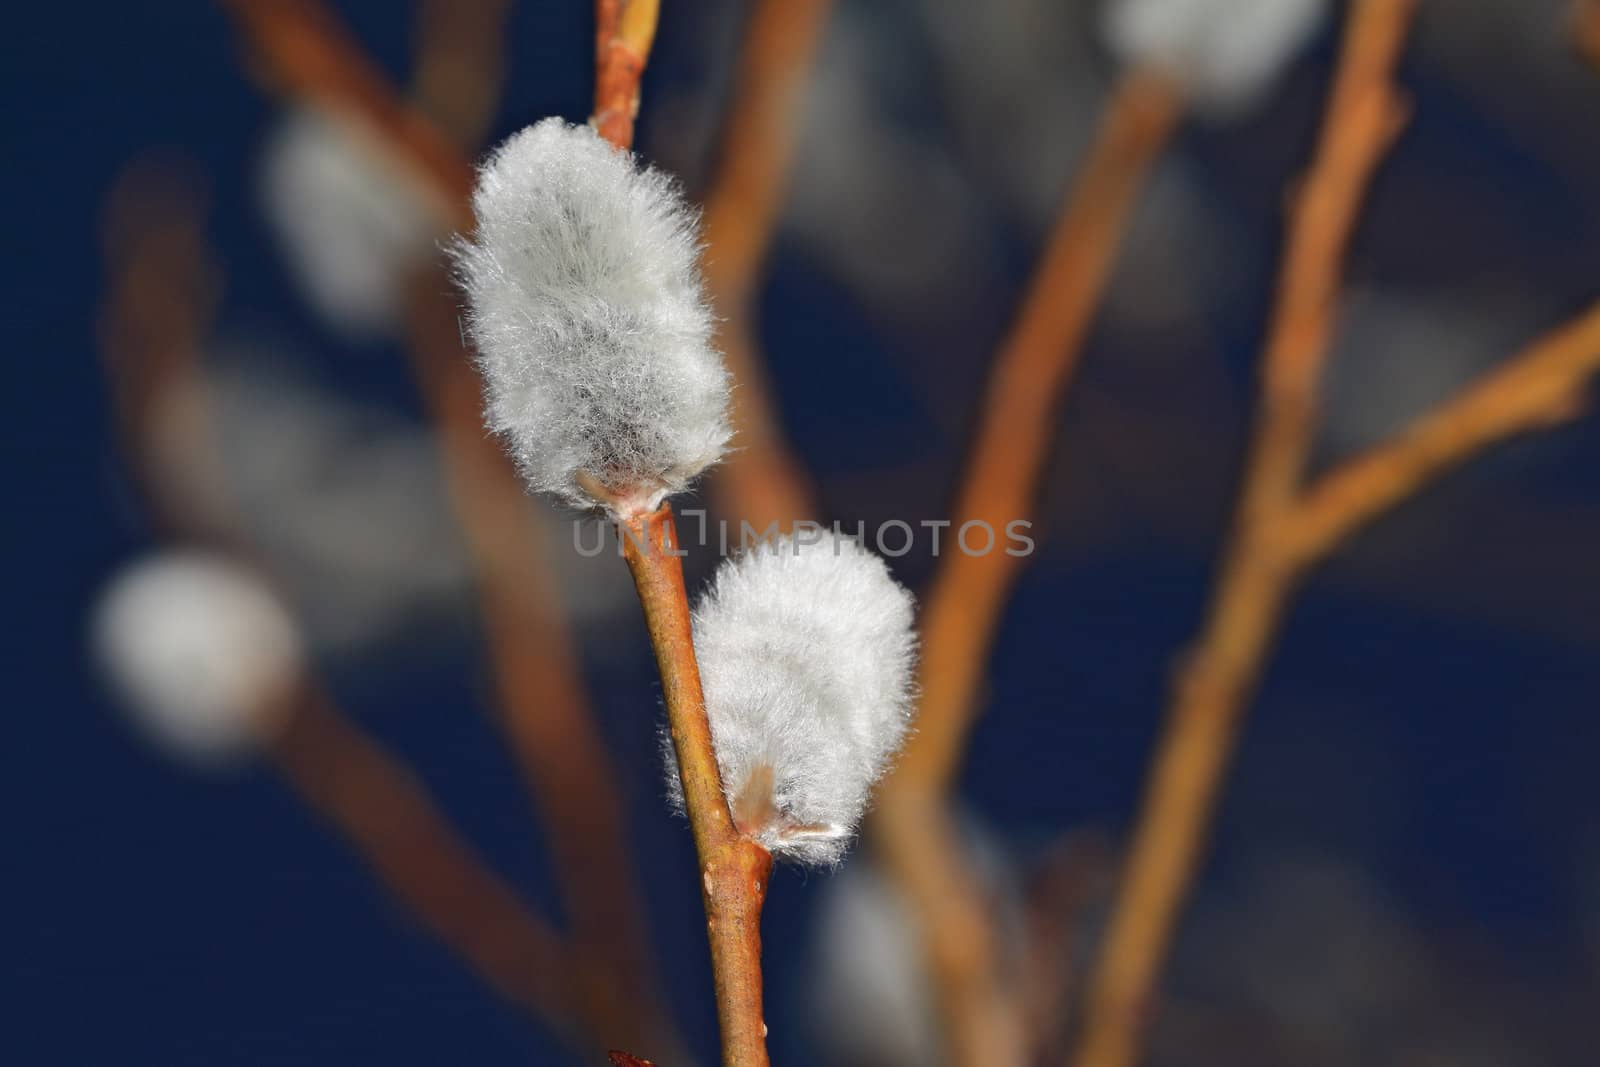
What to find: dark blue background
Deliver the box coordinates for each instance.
[12,2,1600,1064]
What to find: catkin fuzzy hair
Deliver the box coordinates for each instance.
[455,118,730,516]
[1104,0,1329,115]
[93,551,303,767]
[668,532,919,866]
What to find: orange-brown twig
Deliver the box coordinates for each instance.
[590,17,773,1062]
[1072,5,1418,1067]
[867,69,1182,1067]
[620,506,773,1067]
[98,161,578,1042]
[700,0,835,531]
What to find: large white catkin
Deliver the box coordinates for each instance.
[666,532,919,866]
[1103,0,1330,115]
[455,118,731,515]
[93,551,303,767]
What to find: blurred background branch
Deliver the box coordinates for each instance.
[96,157,582,1047]
[869,66,1182,1067]
[700,0,833,531]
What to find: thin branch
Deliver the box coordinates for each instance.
[700,0,835,530]
[868,68,1182,1067]
[620,506,773,1067]
[594,0,660,148]
[1285,301,1600,567]
[589,19,773,1062]
[1071,5,1418,1067]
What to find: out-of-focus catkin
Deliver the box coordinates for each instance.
[1103,0,1330,115]
[93,551,303,766]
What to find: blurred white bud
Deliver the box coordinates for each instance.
[456,118,730,516]
[810,825,1027,1066]
[1103,0,1329,115]
[670,532,918,866]
[199,354,475,653]
[1321,287,1543,456]
[93,551,303,767]
[810,861,941,1067]
[261,108,441,338]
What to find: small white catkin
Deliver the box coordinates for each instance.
[93,551,303,767]
[667,531,918,867]
[455,118,731,515]
[1103,0,1329,115]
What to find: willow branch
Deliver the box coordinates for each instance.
[589,18,773,1061]
[1071,6,1417,1067]
[701,0,834,530]
[620,506,773,1067]
[594,0,660,147]
[867,69,1182,1067]
[1284,301,1600,566]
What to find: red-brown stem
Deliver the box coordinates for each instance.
[620,504,773,1067]
[594,0,660,148]
[589,19,774,1067]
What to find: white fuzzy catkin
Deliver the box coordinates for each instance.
[262,108,441,338]
[93,551,303,767]
[455,118,730,515]
[668,532,918,866]
[1103,0,1329,115]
